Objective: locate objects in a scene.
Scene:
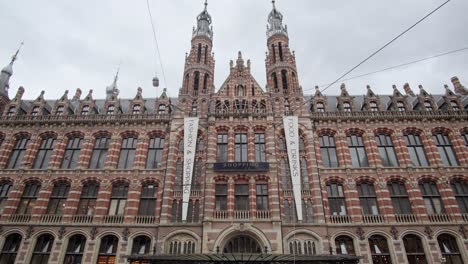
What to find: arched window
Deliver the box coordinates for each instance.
[302,199,314,223]
[61,137,83,169]
[169,240,181,254]
[132,236,151,255]
[138,183,157,216]
[174,159,183,191]
[420,181,445,215]
[0,233,22,263]
[118,137,137,169]
[223,236,261,253]
[368,235,392,264]
[451,180,468,214]
[77,182,99,216]
[31,106,40,116]
[281,158,291,190]
[437,234,463,263]
[193,72,200,96]
[197,43,202,63]
[405,134,429,166]
[320,135,338,168]
[403,234,427,264]
[197,138,204,152]
[171,200,182,223]
[279,137,286,151]
[90,136,110,169]
[335,236,355,255]
[98,235,119,264]
[31,234,54,264]
[65,234,86,264]
[300,158,309,190]
[369,101,378,112]
[81,105,90,115]
[7,106,16,116]
[178,139,184,152]
[33,137,56,170]
[46,182,70,215]
[204,46,208,64]
[203,74,209,91]
[192,100,198,116]
[357,182,379,215]
[278,42,284,61]
[191,159,202,190]
[271,44,276,63]
[327,183,347,216]
[17,181,41,215]
[55,105,65,116]
[184,74,189,90]
[450,101,460,111]
[284,200,297,223]
[343,102,352,112]
[272,72,278,90]
[424,101,432,111]
[347,134,368,167]
[236,85,245,96]
[106,105,115,115]
[132,104,141,114]
[397,101,406,112]
[255,133,266,162]
[186,199,200,223]
[217,133,228,162]
[235,133,248,162]
[109,182,129,216]
[158,104,166,115]
[387,181,411,215]
[7,137,29,169]
[376,134,398,167]
[0,181,12,214]
[289,241,302,254]
[147,137,164,169]
[281,70,288,93]
[434,133,459,166]
[316,102,325,112]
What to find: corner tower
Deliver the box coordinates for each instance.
[179,0,215,116]
[0,43,22,113]
[265,1,304,114]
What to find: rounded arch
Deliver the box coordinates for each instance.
[1,229,25,239]
[355,176,378,184]
[283,229,323,255]
[92,130,112,138]
[13,132,31,140]
[129,234,153,255]
[62,229,91,241]
[95,231,122,241]
[147,130,167,138]
[345,128,366,136]
[120,130,139,139]
[50,177,72,185]
[38,131,58,139]
[365,230,392,241]
[284,229,322,242]
[385,175,409,184]
[164,230,201,243]
[213,225,271,253]
[330,231,359,242]
[323,176,346,185]
[21,178,42,185]
[64,131,85,139]
[316,128,337,137]
[80,177,102,185]
[399,230,427,240]
[373,127,395,136]
[431,127,454,136]
[402,127,424,136]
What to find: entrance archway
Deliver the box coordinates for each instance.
[223,235,262,253]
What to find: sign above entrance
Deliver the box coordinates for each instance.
[213,162,269,172]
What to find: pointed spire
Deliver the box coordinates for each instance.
[340,83,349,97]
[451,76,468,96]
[267,0,287,37]
[314,86,323,97]
[0,42,24,97]
[236,51,245,68]
[160,88,168,99]
[392,84,404,97]
[84,89,94,101]
[444,84,456,96]
[403,83,415,96]
[193,0,213,39]
[106,67,120,100]
[418,84,429,97]
[72,88,82,101]
[366,85,376,97]
[34,90,45,102]
[60,90,69,101]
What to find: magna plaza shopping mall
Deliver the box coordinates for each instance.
[0,1,467,264]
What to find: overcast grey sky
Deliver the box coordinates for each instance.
[1,0,467,100]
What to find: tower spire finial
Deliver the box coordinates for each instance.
[11,42,24,64]
[204,0,208,11]
[272,0,276,9]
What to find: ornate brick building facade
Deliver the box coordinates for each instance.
[0,2,467,264]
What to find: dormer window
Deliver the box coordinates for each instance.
[81,105,90,115]
[316,102,325,112]
[107,105,115,115]
[450,101,460,111]
[7,106,16,116]
[369,102,378,112]
[397,101,406,112]
[132,104,141,114]
[424,101,433,111]
[158,104,166,115]
[56,106,64,116]
[343,102,351,112]
[31,106,40,116]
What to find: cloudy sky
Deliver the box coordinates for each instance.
[1,0,467,100]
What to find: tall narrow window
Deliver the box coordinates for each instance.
[197,43,202,63]
[204,46,208,64]
[303,199,314,223]
[437,234,463,264]
[76,182,99,216]
[388,181,412,215]
[193,72,200,96]
[424,101,432,111]
[98,235,118,264]
[89,137,110,169]
[33,137,55,169]
[369,102,378,112]
[61,137,82,169]
[109,183,128,215]
[7,137,29,169]
[451,180,468,214]
[46,182,70,215]
[357,182,379,215]
[327,183,347,215]
[376,134,398,167]
[203,74,209,91]
[348,135,369,167]
[272,72,278,90]
[434,133,459,166]
[0,233,22,263]
[147,137,164,169]
[271,44,276,63]
[16,182,41,215]
[316,102,325,112]
[235,184,249,211]
[255,133,266,162]
[118,137,137,169]
[158,104,166,115]
[405,134,429,166]
[174,159,183,191]
[31,106,40,116]
[369,235,392,264]
[420,181,445,215]
[7,106,16,116]
[56,105,65,115]
[284,200,297,223]
[281,70,288,92]
[217,134,228,162]
[403,235,427,264]
[192,160,202,190]
[139,183,157,216]
[235,133,248,162]
[397,101,406,112]
[107,105,115,115]
[335,236,355,255]
[301,158,310,190]
[132,236,151,256]
[343,102,352,112]
[256,184,268,210]
[215,184,227,211]
[281,158,292,190]
[81,105,90,115]
[132,104,141,114]
[278,42,284,61]
[30,234,54,264]
[0,181,12,214]
[64,234,86,264]
[320,135,338,168]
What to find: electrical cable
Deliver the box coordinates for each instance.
[146,0,168,88]
[319,0,451,94]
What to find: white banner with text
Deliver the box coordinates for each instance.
[182,117,199,221]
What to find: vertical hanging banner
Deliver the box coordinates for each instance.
[182,117,199,221]
[283,116,303,221]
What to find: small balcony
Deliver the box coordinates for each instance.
[72,215,93,224]
[254,210,271,220]
[135,215,156,225]
[234,210,250,219]
[214,210,229,219]
[103,215,124,224]
[428,214,452,223]
[395,214,418,223]
[40,214,62,223]
[329,215,351,224]
[363,215,385,224]
[9,214,31,223]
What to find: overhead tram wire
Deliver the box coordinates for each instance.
[146,0,168,88]
[304,46,468,91]
[319,0,451,94]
